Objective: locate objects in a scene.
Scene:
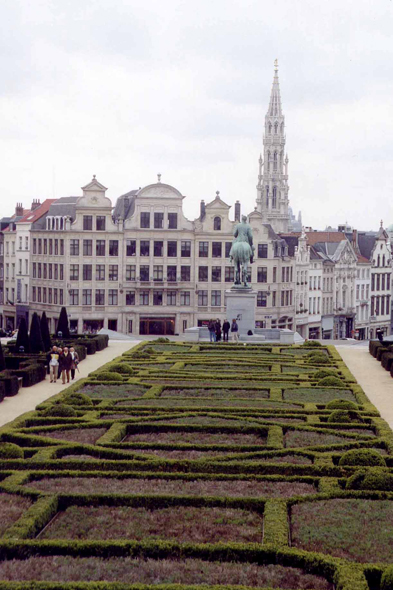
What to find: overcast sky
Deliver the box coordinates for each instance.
[1,0,392,230]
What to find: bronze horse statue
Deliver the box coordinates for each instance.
[229,215,254,287]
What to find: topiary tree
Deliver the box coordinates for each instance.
[317,376,346,388]
[327,409,363,423]
[306,352,331,365]
[40,311,52,352]
[57,306,70,339]
[326,399,359,411]
[29,312,44,353]
[62,392,93,407]
[346,468,393,492]
[381,564,393,589]
[107,363,134,375]
[339,448,386,467]
[15,317,30,353]
[94,371,123,381]
[314,369,337,380]
[42,404,77,417]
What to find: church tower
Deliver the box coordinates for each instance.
[256,60,290,233]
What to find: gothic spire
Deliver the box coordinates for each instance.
[267,59,282,117]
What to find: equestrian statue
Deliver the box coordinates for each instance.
[229,215,254,287]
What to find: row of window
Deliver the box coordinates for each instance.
[32,287,64,305]
[371,295,391,317]
[371,273,391,292]
[32,263,64,280]
[374,254,390,268]
[140,212,178,229]
[32,238,64,255]
[356,284,370,301]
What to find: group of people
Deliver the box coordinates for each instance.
[208,319,239,343]
[47,346,79,384]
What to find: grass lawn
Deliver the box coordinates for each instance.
[0,556,333,588]
[122,398,281,408]
[284,388,356,404]
[291,499,393,562]
[123,431,266,445]
[26,476,316,497]
[78,385,147,398]
[162,388,269,398]
[284,430,348,448]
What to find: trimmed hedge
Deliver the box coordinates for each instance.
[317,376,346,388]
[0,442,23,458]
[381,565,393,589]
[42,404,77,418]
[93,371,123,382]
[327,410,363,423]
[339,449,386,467]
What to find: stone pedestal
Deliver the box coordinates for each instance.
[225,288,257,336]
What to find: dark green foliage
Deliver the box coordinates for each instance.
[381,564,393,589]
[381,352,393,371]
[40,311,52,352]
[0,372,19,396]
[302,340,322,347]
[314,369,337,380]
[107,363,134,375]
[346,468,393,491]
[13,363,46,387]
[94,371,123,382]
[155,337,170,343]
[307,352,331,365]
[327,410,363,423]
[377,347,389,361]
[0,342,5,372]
[57,306,70,338]
[326,399,359,410]
[369,340,383,358]
[29,312,44,353]
[15,317,30,353]
[42,404,77,418]
[317,376,346,388]
[0,442,23,458]
[63,392,94,406]
[339,448,386,467]
[75,338,97,355]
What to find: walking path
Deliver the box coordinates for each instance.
[0,340,140,428]
[336,345,393,429]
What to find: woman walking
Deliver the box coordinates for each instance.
[69,347,79,380]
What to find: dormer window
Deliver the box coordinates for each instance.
[213,216,221,231]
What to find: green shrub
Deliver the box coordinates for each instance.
[317,376,346,388]
[314,369,337,380]
[94,371,123,382]
[42,404,77,417]
[381,564,393,589]
[369,340,383,358]
[132,351,152,359]
[63,392,93,406]
[302,340,322,347]
[326,399,359,410]
[306,352,331,365]
[29,312,44,353]
[377,346,389,361]
[155,337,170,343]
[339,448,386,467]
[346,468,393,492]
[107,363,134,375]
[381,351,393,371]
[0,442,23,459]
[327,410,363,423]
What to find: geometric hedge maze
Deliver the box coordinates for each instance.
[0,341,393,590]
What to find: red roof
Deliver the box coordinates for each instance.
[305,231,347,245]
[357,254,370,264]
[17,199,56,223]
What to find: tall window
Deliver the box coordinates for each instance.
[154,212,164,229]
[70,240,79,256]
[69,289,79,305]
[168,213,177,229]
[198,266,208,281]
[153,265,163,281]
[273,152,277,171]
[211,290,221,306]
[272,187,277,208]
[109,240,118,256]
[54,239,58,255]
[153,291,163,305]
[180,291,190,306]
[213,217,221,230]
[198,290,208,306]
[83,264,92,281]
[258,244,268,258]
[167,241,177,257]
[225,242,232,258]
[83,215,93,230]
[82,289,92,305]
[83,240,92,256]
[95,289,105,305]
[257,292,267,307]
[108,289,118,305]
[96,240,105,256]
[212,242,222,257]
[109,265,118,281]
[225,266,234,282]
[181,241,191,257]
[266,187,269,207]
[70,264,79,281]
[167,291,177,305]
[154,241,163,256]
[125,265,136,281]
[257,267,267,283]
[96,216,106,231]
[140,291,149,305]
[199,242,208,257]
[140,265,149,281]
[140,212,150,228]
[181,266,190,281]
[96,265,105,281]
[126,240,136,256]
[140,241,150,256]
[167,265,177,282]
[126,291,135,305]
[212,266,221,282]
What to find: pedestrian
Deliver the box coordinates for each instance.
[57,348,63,381]
[46,345,57,376]
[60,347,72,384]
[208,320,216,343]
[231,318,239,343]
[69,347,79,380]
[215,319,222,342]
[222,319,230,342]
[377,328,383,343]
[48,347,59,383]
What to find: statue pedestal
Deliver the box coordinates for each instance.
[225,288,257,336]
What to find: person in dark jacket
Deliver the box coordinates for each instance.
[222,319,230,342]
[215,319,222,342]
[59,347,72,384]
[231,319,239,342]
[69,347,79,380]
[208,320,216,342]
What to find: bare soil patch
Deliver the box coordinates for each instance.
[0,556,333,588]
[34,428,107,444]
[291,499,393,562]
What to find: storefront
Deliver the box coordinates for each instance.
[139,316,176,335]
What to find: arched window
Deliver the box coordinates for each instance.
[273,152,277,171]
[377,254,380,267]
[268,123,272,134]
[274,122,278,134]
[383,254,386,267]
[266,186,269,208]
[272,187,277,208]
[213,216,221,231]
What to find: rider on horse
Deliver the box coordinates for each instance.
[229,215,254,287]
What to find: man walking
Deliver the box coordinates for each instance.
[231,319,239,343]
[208,320,216,342]
[222,319,230,342]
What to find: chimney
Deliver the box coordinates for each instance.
[200,200,206,220]
[15,203,23,217]
[235,201,241,222]
[352,229,358,249]
[31,199,41,211]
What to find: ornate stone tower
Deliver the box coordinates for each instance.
[256,60,290,233]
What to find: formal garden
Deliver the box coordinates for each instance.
[0,340,393,589]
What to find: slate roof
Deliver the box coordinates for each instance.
[113,191,138,220]
[357,232,376,260]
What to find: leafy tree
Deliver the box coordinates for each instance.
[15,317,30,353]
[29,312,44,353]
[57,307,70,338]
[40,311,52,352]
